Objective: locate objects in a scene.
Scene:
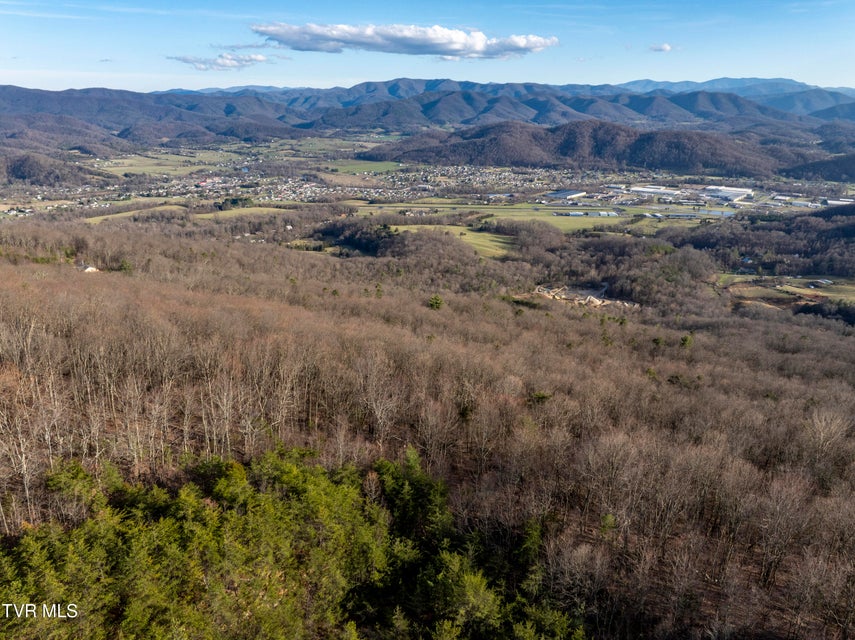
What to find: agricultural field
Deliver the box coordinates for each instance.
[351,199,628,232]
[720,274,855,306]
[490,207,626,232]
[84,204,188,224]
[780,276,855,302]
[94,149,243,177]
[391,224,514,257]
[194,206,298,220]
[325,160,401,174]
[276,137,385,157]
[625,215,710,234]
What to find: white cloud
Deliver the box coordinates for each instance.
[251,22,558,59]
[168,53,267,71]
[649,43,673,52]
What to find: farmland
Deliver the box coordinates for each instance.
[84,203,188,224]
[391,224,514,257]
[95,149,243,177]
[722,274,855,306]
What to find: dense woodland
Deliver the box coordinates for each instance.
[358,121,787,177]
[0,206,853,639]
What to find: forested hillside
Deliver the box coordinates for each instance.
[359,120,781,175]
[0,209,852,638]
[3,80,855,179]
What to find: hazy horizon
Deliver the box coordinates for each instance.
[3,76,849,95]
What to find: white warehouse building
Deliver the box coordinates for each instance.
[629,185,683,198]
[703,186,754,202]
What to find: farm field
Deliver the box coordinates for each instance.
[194,206,297,219]
[780,276,855,302]
[391,224,514,257]
[94,149,243,177]
[349,199,628,231]
[720,274,855,305]
[325,160,401,174]
[84,204,187,224]
[276,137,386,157]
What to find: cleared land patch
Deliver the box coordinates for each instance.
[326,160,401,174]
[351,199,627,232]
[194,207,296,220]
[780,277,855,303]
[722,275,855,308]
[392,225,514,257]
[95,150,242,177]
[85,204,187,224]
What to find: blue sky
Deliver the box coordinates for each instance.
[0,0,852,91]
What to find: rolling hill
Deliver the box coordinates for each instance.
[359,120,779,176]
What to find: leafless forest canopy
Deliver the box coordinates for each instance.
[0,201,852,639]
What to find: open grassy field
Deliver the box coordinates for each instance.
[282,137,379,156]
[780,277,855,302]
[728,284,795,301]
[84,204,188,224]
[625,215,711,234]
[491,208,625,232]
[95,150,242,177]
[194,207,297,220]
[720,275,855,306]
[392,224,514,257]
[326,160,402,174]
[717,273,756,287]
[350,199,628,232]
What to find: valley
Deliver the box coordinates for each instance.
[0,77,854,640]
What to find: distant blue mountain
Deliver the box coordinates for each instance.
[615,77,817,96]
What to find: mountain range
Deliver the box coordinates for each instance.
[4,77,855,181]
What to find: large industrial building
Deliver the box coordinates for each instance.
[702,186,754,202]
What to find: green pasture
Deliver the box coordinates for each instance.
[285,138,371,155]
[96,150,241,177]
[392,224,514,257]
[350,199,627,231]
[490,208,625,232]
[326,160,402,174]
